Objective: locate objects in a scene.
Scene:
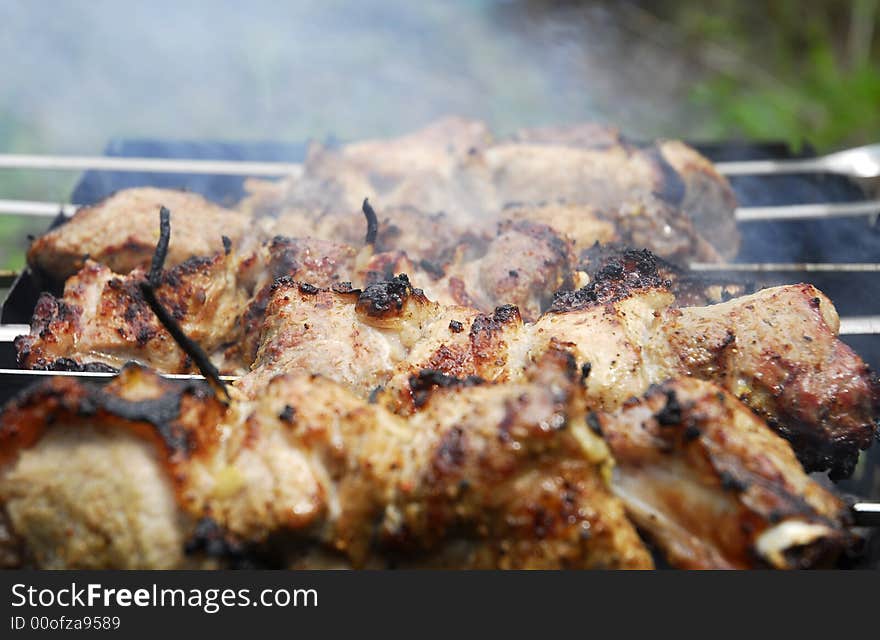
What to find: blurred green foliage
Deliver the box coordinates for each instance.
[663,0,880,150]
[0,109,76,269]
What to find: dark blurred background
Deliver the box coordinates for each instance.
[0,0,878,267]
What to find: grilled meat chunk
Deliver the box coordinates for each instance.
[510,123,739,255]
[0,356,652,569]
[28,188,248,282]
[483,141,737,257]
[577,245,750,307]
[425,219,576,321]
[266,205,481,268]
[241,117,738,261]
[253,268,878,474]
[542,282,879,477]
[16,235,365,375]
[598,378,854,569]
[661,284,880,479]
[16,254,248,374]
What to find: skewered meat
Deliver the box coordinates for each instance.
[16,253,249,374]
[16,233,368,375]
[597,378,854,569]
[251,262,878,476]
[508,123,740,254]
[17,215,749,380]
[28,188,248,282]
[577,245,750,306]
[0,346,856,569]
[404,219,576,321]
[0,352,652,569]
[241,117,738,259]
[18,203,878,478]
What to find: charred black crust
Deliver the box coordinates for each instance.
[362,198,379,246]
[448,320,464,333]
[549,249,669,313]
[270,274,296,291]
[356,274,423,318]
[298,282,320,295]
[469,304,522,338]
[161,255,217,289]
[266,237,301,279]
[148,206,171,287]
[683,423,702,441]
[419,258,445,279]
[331,281,361,296]
[719,470,749,493]
[279,405,297,424]
[492,304,520,323]
[89,389,193,455]
[577,242,753,307]
[2,366,220,460]
[183,517,266,568]
[655,389,683,426]
[221,235,232,255]
[408,369,485,409]
[33,358,119,374]
[580,362,592,382]
[777,427,864,481]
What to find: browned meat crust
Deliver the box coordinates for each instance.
[663,284,880,479]
[577,244,750,306]
[0,356,652,570]
[599,378,855,568]
[16,235,362,375]
[249,264,878,474]
[508,124,739,255]
[28,188,248,283]
[15,254,248,374]
[241,117,738,261]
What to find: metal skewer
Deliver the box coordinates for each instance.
[715,143,880,178]
[0,367,240,382]
[2,311,879,337]
[852,502,880,527]
[2,197,879,224]
[689,262,880,273]
[735,200,880,222]
[0,154,304,178]
[0,146,877,180]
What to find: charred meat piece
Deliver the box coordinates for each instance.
[240,117,737,261]
[267,205,484,267]
[243,274,529,406]
[599,378,855,569]
[508,123,739,256]
[661,284,880,479]
[427,219,576,321]
[28,188,248,282]
[541,278,879,477]
[483,141,737,258]
[15,254,248,374]
[0,356,651,569]
[16,234,363,375]
[577,245,751,306]
[252,266,878,474]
